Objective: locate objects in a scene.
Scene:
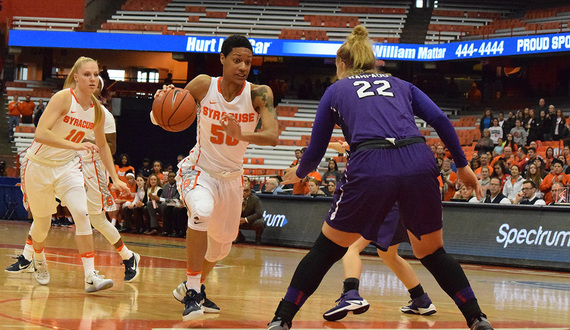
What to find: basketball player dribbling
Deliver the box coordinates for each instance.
[19,56,129,292]
[153,35,279,321]
[6,77,141,283]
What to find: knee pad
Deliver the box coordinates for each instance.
[205,235,232,262]
[30,216,51,242]
[90,212,120,244]
[186,186,214,232]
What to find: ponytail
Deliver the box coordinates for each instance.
[337,25,377,77]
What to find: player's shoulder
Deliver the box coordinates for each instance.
[250,83,273,98]
[50,89,72,106]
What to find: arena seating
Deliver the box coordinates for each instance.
[11,16,84,31]
[96,0,407,41]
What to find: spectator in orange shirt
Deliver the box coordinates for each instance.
[540,159,569,205]
[491,146,515,170]
[474,153,492,178]
[290,149,303,167]
[492,161,509,190]
[110,172,137,223]
[152,160,165,183]
[543,147,555,172]
[115,153,136,184]
[8,95,20,140]
[440,158,457,201]
[516,147,529,173]
[19,94,35,124]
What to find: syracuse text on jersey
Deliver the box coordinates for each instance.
[63,115,95,129]
[202,106,256,123]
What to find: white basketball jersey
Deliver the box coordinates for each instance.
[28,88,96,164]
[78,105,116,163]
[188,77,259,173]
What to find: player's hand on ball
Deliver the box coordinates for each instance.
[154,84,174,99]
[220,114,242,140]
[282,165,302,185]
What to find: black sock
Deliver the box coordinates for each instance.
[420,247,482,325]
[408,284,425,300]
[343,277,360,293]
[276,232,348,324]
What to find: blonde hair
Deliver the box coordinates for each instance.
[336,25,377,77]
[64,56,103,126]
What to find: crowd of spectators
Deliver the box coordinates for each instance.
[438,98,570,206]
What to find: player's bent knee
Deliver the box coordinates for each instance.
[74,216,93,236]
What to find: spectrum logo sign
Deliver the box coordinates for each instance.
[263,211,288,228]
[496,223,570,248]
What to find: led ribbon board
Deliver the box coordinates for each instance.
[9,30,570,61]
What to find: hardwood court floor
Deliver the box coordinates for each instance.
[0,220,569,330]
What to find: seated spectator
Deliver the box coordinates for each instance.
[540,159,569,205]
[549,181,569,205]
[115,153,135,184]
[435,145,446,159]
[523,147,539,175]
[293,168,321,195]
[164,72,173,85]
[516,147,529,173]
[491,145,515,169]
[143,173,163,235]
[474,153,492,178]
[262,178,284,195]
[111,172,137,224]
[121,174,147,233]
[322,159,342,184]
[234,185,264,245]
[439,158,457,201]
[290,149,303,167]
[510,119,528,147]
[492,160,509,189]
[450,183,478,202]
[514,180,546,205]
[306,178,326,197]
[503,133,518,153]
[436,156,444,170]
[475,129,494,155]
[156,171,182,237]
[543,147,555,172]
[493,138,504,156]
[483,177,511,204]
[557,155,570,174]
[171,204,188,238]
[324,180,337,197]
[152,160,165,183]
[526,163,545,199]
[244,175,252,189]
[478,166,491,196]
[503,164,524,203]
[470,157,481,172]
[138,157,152,178]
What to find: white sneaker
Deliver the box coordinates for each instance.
[33,259,50,285]
[85,271,114,293]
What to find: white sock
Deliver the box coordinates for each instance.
[81,252,95,278]
[116,243,133,260]
[23,239,34,261]
[186,270,202,292]
[34,248,45,262]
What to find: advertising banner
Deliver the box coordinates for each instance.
[250,196,570,271]
[9,30,570,61]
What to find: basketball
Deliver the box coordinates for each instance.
[151,87,196,132]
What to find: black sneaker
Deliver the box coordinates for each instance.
[182,289,204,321]
[5,255,34,273]
[470,314,493,330]
[267,316,291,330]
[123,252,140,282]
[201,284,220,313]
